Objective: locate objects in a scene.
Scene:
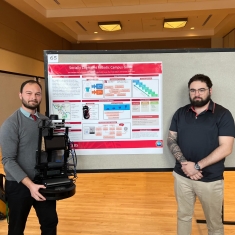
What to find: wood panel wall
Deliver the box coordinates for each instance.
[0,1,72,62]
[224,29,235,48]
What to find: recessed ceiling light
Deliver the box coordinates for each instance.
[163,18,188,29]
[98,21,122,31]
[94,32,98,34]
[191,27,195,30]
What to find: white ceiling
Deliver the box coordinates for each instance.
[5,0,235,43]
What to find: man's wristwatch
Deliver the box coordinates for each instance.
[194,162,201,170]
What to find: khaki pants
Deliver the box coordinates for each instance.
[173,171,224,235]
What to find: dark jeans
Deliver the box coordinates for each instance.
[6,180,58,235]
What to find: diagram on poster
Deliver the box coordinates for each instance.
[133,79,159,97]
[52,103,71,120]
[47,61,163,155]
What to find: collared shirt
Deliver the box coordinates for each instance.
[189,100,215,118]
[169,100,235,182]
[20,107,39,120]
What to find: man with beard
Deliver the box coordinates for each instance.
[0,80,58,235]
[167,74,235,235]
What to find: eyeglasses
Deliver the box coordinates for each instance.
[189,88,209,95]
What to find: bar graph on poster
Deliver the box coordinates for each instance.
[47,60,163,155]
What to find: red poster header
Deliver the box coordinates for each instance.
[48,63,162,75]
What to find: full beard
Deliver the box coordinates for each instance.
[189,94,211,107]
[22,98,41,110]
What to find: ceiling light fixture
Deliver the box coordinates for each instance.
[163,18,188,29]
[98,21,122,32]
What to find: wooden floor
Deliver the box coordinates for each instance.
[0,164,235,234]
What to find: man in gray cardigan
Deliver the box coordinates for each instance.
[0,80,58,235]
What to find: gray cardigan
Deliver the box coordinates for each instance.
[0,109,48,182]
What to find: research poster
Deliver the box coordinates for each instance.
[47,59,163,155]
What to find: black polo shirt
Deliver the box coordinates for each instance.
[169,100,235,182]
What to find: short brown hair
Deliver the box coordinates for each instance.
[20,80,42,93]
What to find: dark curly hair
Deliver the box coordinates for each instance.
[188,74,213,89]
